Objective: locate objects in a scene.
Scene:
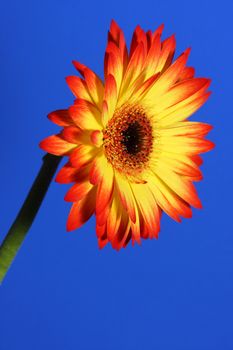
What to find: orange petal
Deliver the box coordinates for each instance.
[157,153,203,181]
[107,194,122,240]
[96,162,114,214]
[96,222,107,239]
[121,42,146,93]
[56,163,78,184]
[130,72,160,102]
[66,187,97,231]
[149,187,182,222]
[39,135,76,156]
[155,35,176,73]
[101,100,109,127]
[98,235,109,249]
[155,165,202,208]
[103,74,117,124]
[72,60,86,76]
[129,25,148,58]
[83,68,104,110]
[115,175,136,223]
[66,76,91,101]
[152,24,164,40]
[105,42,123,92]
[89,152,107,185]
[69,99,102,130]
[64,180,93,202]
[69,144,97,169]
[96,223,109,249]
[90,130,103,147]
[129,198,141,244]
[96,201,111,226]
[55,162,89,184]
[160,136,215,154]
[144,33,162,79]
[146,30,153,50]
[158,91,211,127]
[110,210,131,250]
[177,66,195,82]
[72,61,104,110]
[144,48,191,102]
[131,183,160,238]
[148,174,192,221]
[109,20,128,69]
[48,109,74,126]
[155,78,211,114]
[191,155,203,166]
[160,122,213,138]
[61,126,83,144]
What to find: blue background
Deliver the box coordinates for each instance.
[0,0,232,349]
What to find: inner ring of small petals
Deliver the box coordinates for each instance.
[103,104,153,177]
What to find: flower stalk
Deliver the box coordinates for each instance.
[0,153,62,284]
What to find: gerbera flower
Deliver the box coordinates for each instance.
[40,20,214,250]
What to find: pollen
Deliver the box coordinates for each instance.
[103,104,153,177]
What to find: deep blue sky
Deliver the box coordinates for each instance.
[0,0,232,349]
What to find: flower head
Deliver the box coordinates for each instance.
[40,20,214,250]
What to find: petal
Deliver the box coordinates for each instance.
[110,210,131,250]
[155,35,176,73]
[152,24,164,40]
[154,165,202,208]
[108,20,128,69]
[70,144,98,169]
[146,30,153,49]
[90,130,103,147]
[106,193,122,240]
[96,222,107,239]
[154,152,203,181]
[144,33,162,79]
[39,135,76,156]
[115,175,136,223]
[66,76,91,101]
[101,100,109,127]
[131,183,160,238]
[191,155,203,166]
[98,237,109,249]
[147,173,192,221]
[152,78,211,115]
[129,72,160,103]
[72,60,104,108]
[105,42,123,92]
[83,68,104,110]
[103,74,117,123]
[158,91,211,127]
[64,180,93,202]
[55,162,90,184]
[120,42,146,94]
[129,25,148,58]
[158,135,215,154]
[89,152,107,185]
[66,187,97,231]
[96,162,114,214]
[61,126,84,144]
[159,122,213,138]
[72,60,86,76]
[144,48,191,103]
[177,66,195,82]
[48,109,74,126]
[69,99,102,130]
[96,201,111,226]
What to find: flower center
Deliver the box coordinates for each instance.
[121,121,143,155]
[103,104,153,177]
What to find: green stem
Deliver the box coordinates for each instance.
[0,154,62,284]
